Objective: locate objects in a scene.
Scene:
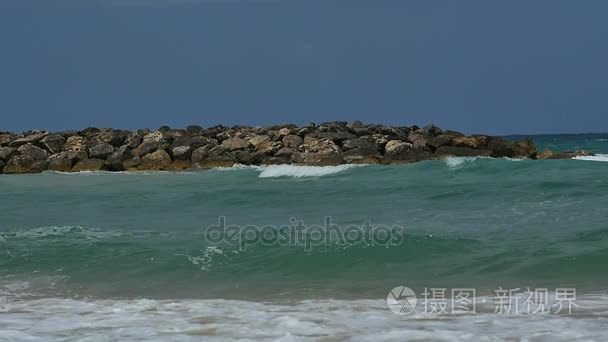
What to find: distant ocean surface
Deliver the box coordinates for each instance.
[1,134,608,341]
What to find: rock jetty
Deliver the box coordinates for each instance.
[0,122,590,174]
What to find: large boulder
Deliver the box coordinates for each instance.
[293,139,343,166]
[407,131,430,149]
[248,135,271,148]
[487,137,536,158]
[88,141,115,159]
[96,129,129,147]
[428,135,453,150]
[0,133,16,147]
[40,134,66,154]
[341,139,381,163]
[72,158,105,172]
[18,143,50,161]
[0,147,17,162]
[47,153,74,172]
[132,141,159,157]
[8,132,48,148]
[3,155,48,174]
[104,145,132,171]
[139,150,172,170]
[221,137,252,151]
[62,136,87,153]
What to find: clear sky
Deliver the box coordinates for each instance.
[1,0,606,135]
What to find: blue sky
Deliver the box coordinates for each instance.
[1,0,606,135]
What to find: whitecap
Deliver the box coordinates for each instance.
[573,154,608,162]
[258,164,361,178]
[444,156,483,168]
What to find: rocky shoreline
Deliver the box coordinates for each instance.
[0,122,592,174]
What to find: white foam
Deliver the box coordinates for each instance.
[0,296,607,341]
[573,154,608,162]
[595,139,608,142]
[258,164,361,178]
[444,156,483,168]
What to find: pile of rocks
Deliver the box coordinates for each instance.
[0,122,584,174]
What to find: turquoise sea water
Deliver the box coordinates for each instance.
[1,134,608,341]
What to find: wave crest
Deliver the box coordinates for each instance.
[258,165,360,178]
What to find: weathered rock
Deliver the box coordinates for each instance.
[88,141,115,159]
[536,150,554,160]
[428,135,453,150]
[78,127,100,138]
[40,134,66,153]
[0,160,4,173]
[8,132,48,148]
[341,139,381,163]
[384,140,413,155]
[4,155,48,174]
[47,153,74,172]
[63,136,87,153]
[407,131,430,149]
[97,129,129,147]
[139,150,172,170]
[255,140,281,155]
[275,148,295,158]
[487,137,536,158]
[171,145,192,160]
[72,158,104,172]
[0,133,16,147]
[435,146,493,157]
[0,147,17,162]
[104,145,132,171]
[248,135,271,148]
[165,160,192,171]
[18,143,50,160]
[221,137,252,151]
[453,136,482,149]
[273,127,293,141]
[132,141,159,157]
[293,139,343,166]
[125,132,144,149]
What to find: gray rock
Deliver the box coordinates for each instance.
[275,148,295,158]
[407,131,430,149]
[88,141,115,159]
[40,134,66,154]
[47,153,74,172]
[171,145,192,160]
[132,141,159,157]
[0,147,17,162]
[97,130,129,147]
[221,138,252,151]
[8,132,48,148]
[282,135,303,148]
[428,135,453,150]
[0,133,16,147]
[62,136,87,153]
[18,143,50,160]
[248,135,271,148]
[293,139,343,166]
[3,155,48,174]
[104,145,132,171]
[140,150,172,170]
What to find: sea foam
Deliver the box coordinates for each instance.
[258,164,360,178]
[573,154,608,162]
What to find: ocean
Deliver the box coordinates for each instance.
[1,134,608,341]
